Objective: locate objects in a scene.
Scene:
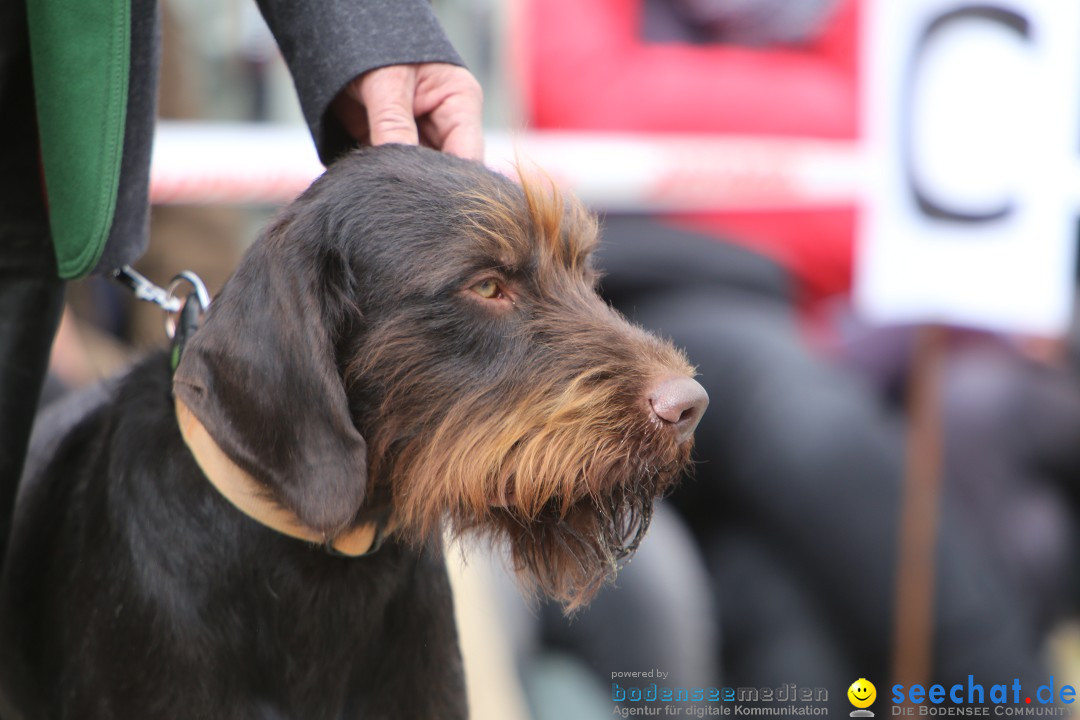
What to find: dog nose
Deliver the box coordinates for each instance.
[648,376,708,444]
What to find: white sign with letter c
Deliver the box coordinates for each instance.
[856,0,1080,334]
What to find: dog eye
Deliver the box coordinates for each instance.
[471,279,503,299]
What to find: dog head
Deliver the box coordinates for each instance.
[174,145,706,609]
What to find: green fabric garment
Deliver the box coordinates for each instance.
[26,0,131,279]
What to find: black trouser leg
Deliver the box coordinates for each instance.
[0,275,63,494]
[0,0,65,556]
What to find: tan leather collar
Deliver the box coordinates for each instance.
[175,397,383,556]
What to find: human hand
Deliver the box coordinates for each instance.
[331,62,484,162]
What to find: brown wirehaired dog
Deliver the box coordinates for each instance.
[0,145,706,718]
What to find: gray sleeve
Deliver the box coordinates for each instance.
[255,0,464,164]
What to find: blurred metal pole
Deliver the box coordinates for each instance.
[891,324,946,690]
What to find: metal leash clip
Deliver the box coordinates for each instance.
[112,265,183,314]
[165,272,212,371]
[162,271,212,341]
[111,265,212,370]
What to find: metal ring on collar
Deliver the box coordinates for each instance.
[164,271,212,340]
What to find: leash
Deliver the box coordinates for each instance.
[111,265,387,556]
[111,265,211,370]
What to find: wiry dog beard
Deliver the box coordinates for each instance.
[495,444,690,612]
[362,373,693,612]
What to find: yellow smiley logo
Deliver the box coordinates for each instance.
[846,682,872,708]
[848,679,876,709]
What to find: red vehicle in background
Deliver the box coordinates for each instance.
[518,0,860,305]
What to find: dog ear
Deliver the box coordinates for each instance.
[173,214,367,537]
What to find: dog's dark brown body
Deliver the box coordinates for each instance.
[0,146,704,718]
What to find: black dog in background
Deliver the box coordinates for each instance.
[0,146,706,719]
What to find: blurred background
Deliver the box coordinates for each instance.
[49,0,1080,717]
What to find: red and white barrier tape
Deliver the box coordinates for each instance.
[150,121,864,210]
